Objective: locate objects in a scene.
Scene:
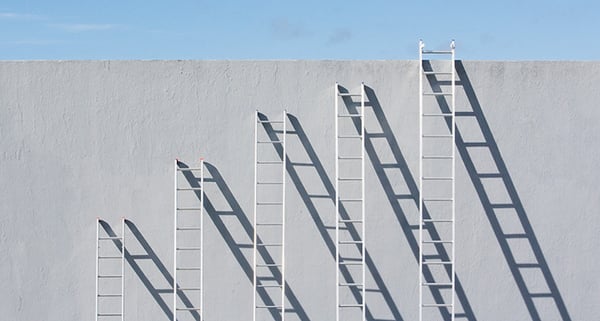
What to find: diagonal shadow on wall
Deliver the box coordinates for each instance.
[177,161,310,321]
[422,60,571,321]
[99,219,200,321]
[258,112,405,321]
[338,84,478,321]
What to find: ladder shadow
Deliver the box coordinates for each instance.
[276,113,406,321]
[338,85,477,321]
[99,219,200,321]
[423,60,571,320]
[177,161,310,321]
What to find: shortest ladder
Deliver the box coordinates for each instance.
[95,217,125,321]
[174,159,205,320]
[418,39,456,321]
[335,83,366,321]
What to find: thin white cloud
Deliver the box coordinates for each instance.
[0,12,42,20]
[327,29,353,45]
[270,18,311,40]
[50,23,119,32]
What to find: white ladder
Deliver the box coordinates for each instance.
[174,159,205,320]
[335,83,366,321]
[418,40,456,321]
[95,217,125,321]
[253,111,287,321]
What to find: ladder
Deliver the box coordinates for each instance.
[253,111,287,321]
[335,83,366,321]
[174,159,205,320]
[418,40,456,321]
[95,217,125,321]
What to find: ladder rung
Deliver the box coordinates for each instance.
[256,223,283,226]
[178,287,201,290]
[256,263,282,267]
[423,303,453,307]
[338,135,362,138]
[339,240,363,244]
[257,284,282,288]
[177,207,202,210]
[258,120,283,124]
[177,227,201,230]
[338,93,362,97]
[422,198,454,201]
[176,267,201,270]
[176,308,201,311]
[256,305,283,309]
[423,71,453,75]
[257,161,283,164]
[98,256,122,259]
[97,313,122,316]
[98,275,122,278]
[98,237,122,240]
[257,141,283,144]
[423,219,454,223]
[257,182,283,185]
[338,177,362,181]
[338,198,362,202]
[422,134,452,138]
[177,187,203,191]
[338,114,362,117]
[339,219,363,223]
[98,294,122,297]
[337,156,362,160]
[422,282,453,286]
[339,283,363,287]
[422,177,453,181]
[256,202,283,205]
[423,92,452,96]
[339,261,363,265]
[422,50,453,54]
[177,167,202,171]
[423,261,453,265]
[176,247,202,250]
[423,240,454,244]
[422,113,452,117]
[339,304,363,307]
[256,243,283,247]
[422,155,453,159]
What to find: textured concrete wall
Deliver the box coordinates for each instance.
[0,60,598,321]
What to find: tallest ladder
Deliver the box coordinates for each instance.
[419,40,456,321]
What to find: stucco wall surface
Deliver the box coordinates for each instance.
[0,60,598,321]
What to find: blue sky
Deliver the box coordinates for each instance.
[0,0,598,60]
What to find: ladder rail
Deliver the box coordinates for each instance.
[95,218,99,321]
[334,84,340,321]
[120,217,124,321]
[173,160,177,321]
[360,83,366,321]
[418,40,424,321]
[281,111,287,321]
[450,40,456,320]
[200,158,205,318]
[253,111,258,321]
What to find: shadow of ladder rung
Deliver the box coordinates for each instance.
[429,61,572,320]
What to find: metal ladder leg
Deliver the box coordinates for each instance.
[174,159,205,320]
[254,111,287,321]
[419,39,456,321]
[335,83,366,321]
[96,217,125,321]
